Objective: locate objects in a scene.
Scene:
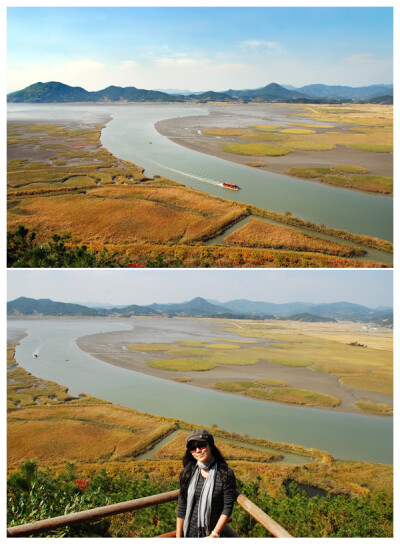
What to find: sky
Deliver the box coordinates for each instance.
[6,4,393,93]
[7,269,393,309]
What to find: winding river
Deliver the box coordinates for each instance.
[7,103,393,241]
[8,319,393,465]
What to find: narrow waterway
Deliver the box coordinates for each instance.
[9,319,393,465]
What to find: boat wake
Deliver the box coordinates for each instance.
[142,156,223,187]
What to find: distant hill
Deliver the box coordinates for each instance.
[186,91,233,102]
[148,297,246,317]
[288,83,393,100]
[7,297,106,316]
[7,81,183,103]
[7,297,392,325]
[224,83,307,101]
[8,81,393,104]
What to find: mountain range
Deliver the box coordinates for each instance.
[7,81,393,104]
[7,297,392,326]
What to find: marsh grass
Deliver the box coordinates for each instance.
[227,323,392,396]
[353,401,393,416]
[202,128,252,136]
[214,378,340,407]
[347,144,393,153]
[221,143,292,156]
[255,379,288,387]
[270,359,313,367]
[288,167,392,195]
[279,128,316,134]
[244,388,341,407]
[285,141,335,151]
[154,432,283,463]
[252,125,281,132]
[224,219,365,257]
[285,123,335,129]
[146,358,216,371]
[332,165,369,174]
[240,132,289,142]
[203,343,240,349]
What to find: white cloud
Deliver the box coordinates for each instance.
[345,53,374,65]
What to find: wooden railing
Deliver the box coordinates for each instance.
[7,489,293,538]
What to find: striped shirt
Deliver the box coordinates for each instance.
[177,468,236,538]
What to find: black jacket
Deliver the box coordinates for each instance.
[177,467,236,537]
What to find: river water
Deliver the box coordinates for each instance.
[8,319,393,465]
[7,103,392,241]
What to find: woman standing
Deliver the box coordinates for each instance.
[176,429,237,538]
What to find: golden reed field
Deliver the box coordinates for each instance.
[7,118,392,267]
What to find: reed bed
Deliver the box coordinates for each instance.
[202,128,252,136]
[288,167,392,195]
[221,143,292,156]
[154,432,283,463]
[353,401,393,416]
[224,219,365,257]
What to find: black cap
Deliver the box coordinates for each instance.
[186,429,214,447]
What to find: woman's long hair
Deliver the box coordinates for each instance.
[179,444,235,499]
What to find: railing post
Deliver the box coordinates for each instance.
[236,493,293,538]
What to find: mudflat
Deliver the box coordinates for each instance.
[155,104,393,178]
[76,317,392,416]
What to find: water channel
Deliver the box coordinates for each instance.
[7,103,393,241]
[8,319,393,465]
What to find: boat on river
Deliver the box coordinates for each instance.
[222,182,240,190]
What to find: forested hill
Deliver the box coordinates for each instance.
[7,81,393,103]
[7,296,393,325]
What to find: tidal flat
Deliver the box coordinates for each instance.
[9,317,393,463]
[7,103,393,268]
[76,317,392,416]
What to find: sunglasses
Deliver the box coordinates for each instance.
[188,441,208,452]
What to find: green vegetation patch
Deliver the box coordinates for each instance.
[240,132,289,142]
[167,347,211,357]
[203,343,240,349]
[286,123,335,129]
[270,358,313,367]
[251,125,281,132]
[244,388,341,407]
[255,379,288,387]
[287,167,393,195]
[332,165,369,174]
[280,128,316,134]
[202,128,252,136]
[208,350,262,366]
[286,141,335,151]
[177,340,206,347]
[353,401,393,416]
[346,144,393,153]
[146,358,216,371]
[221,143,292,157]
[212,338,257,344]
[214,381,255,392]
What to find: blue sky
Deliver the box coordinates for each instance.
[7,270,393,308]
[7,6,393,92]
